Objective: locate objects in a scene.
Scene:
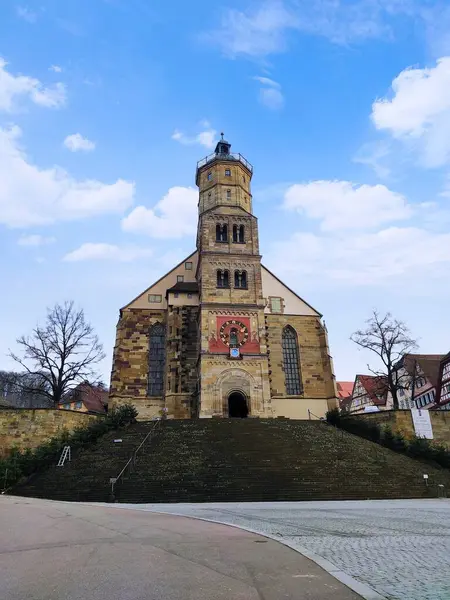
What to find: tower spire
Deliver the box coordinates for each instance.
[215,133,231,156]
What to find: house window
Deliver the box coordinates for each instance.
[187,293,193,299]
[216,223,228,242]
[232,224,245,243]
[63,404,70,410]
[148,323,165,396]
[177,275,184,282]
[148,294,162,303]
[226,189,231,200]
[75,401,82,409]
[185,262,193,270]
[234,270,247,288]
[207,172,212,181]
[174,293,179,298]
[225,169,231,176]
[243,176,246,183]
[399,388,404,396]
[269,297,283,314]
[217,270,229,288]
[282,326,303,395]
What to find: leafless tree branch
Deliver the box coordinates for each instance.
[351,310,418,409]
[9,301,105,406]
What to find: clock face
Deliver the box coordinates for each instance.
[219,319,249,347]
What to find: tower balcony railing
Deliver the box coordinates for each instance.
[196,152,253,174]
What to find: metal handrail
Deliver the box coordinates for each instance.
[110,419,161,500]
[307,409,325,421]
[196,152,253,173]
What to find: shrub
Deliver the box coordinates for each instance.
[326,408,341,426]
[331,417,450,471]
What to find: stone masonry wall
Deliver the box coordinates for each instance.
[354,410,450,447]
[265,314,335,401]
[0,409,99,457]
[109,308,166,420]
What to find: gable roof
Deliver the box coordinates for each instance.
[403,354,444,388]
[336,381,353,399]
[260,264,322,317]
[121,251,197,311]
[61,383,108,414]
[354,375,389,405]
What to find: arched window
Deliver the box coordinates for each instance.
[217,270,229,288]
[232,225,245,243]
[148,323,165,396]
[234,270,247,288]
[226,189,231,200]
[216,223,228,242]
[282,326,303,395]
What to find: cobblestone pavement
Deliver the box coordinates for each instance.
[120,500,450,600]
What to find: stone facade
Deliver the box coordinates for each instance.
[0,408,99,457]
[110,137,338,420]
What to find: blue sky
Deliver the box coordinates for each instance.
[1,0,450,384]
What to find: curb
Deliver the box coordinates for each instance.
[98,503,388,600]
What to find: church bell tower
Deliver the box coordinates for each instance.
[195,135,272,418]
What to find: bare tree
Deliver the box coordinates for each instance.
[0,370,53,408]
[9,301,105,407]
[351,311,418,410]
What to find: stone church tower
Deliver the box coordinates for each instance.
[110,137,337,420]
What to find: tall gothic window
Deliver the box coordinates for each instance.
[232,225,245,243]
[234,270,247,288]
[148,323,165,396]
[282,326,303,395]
[217,269,229,288]
[216,223,228,242]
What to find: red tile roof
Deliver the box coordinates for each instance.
[402,354,444,388]
[336,381,353,399]
[60,383,108,414]
[356,375,389,406]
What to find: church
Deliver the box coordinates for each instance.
[110,137,338,420]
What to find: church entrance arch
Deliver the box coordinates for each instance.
[228,391,248,418]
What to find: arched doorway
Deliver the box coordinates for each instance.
[228,391,248,418]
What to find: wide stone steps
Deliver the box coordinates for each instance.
[11,419,450,503]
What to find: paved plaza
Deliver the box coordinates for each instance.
[118,499,450,600]
[0,496,360,600]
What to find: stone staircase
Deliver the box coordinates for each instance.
[11,419,450,502]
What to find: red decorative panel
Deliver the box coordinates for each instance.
[209,316,260,354]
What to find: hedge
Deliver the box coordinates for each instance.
[0,403,138,491]
[326,408,450,470]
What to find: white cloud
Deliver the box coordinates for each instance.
[64,133,96,152]
[49,65,63,73]
[206,1,450,60]
[254,75,285,110]
[353,141,392,178]
[0,58,66,112]
[0,125,134,228]
[171,121,217,149]
[371,57,450,168]
[283,180,411,231]
[17,6,37,23]
[253,76,280,88]
[205,1,295,59]
[122,186,197,239]
[268,226,450,288]
[17,234,56,246]
[63,243,153,263]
